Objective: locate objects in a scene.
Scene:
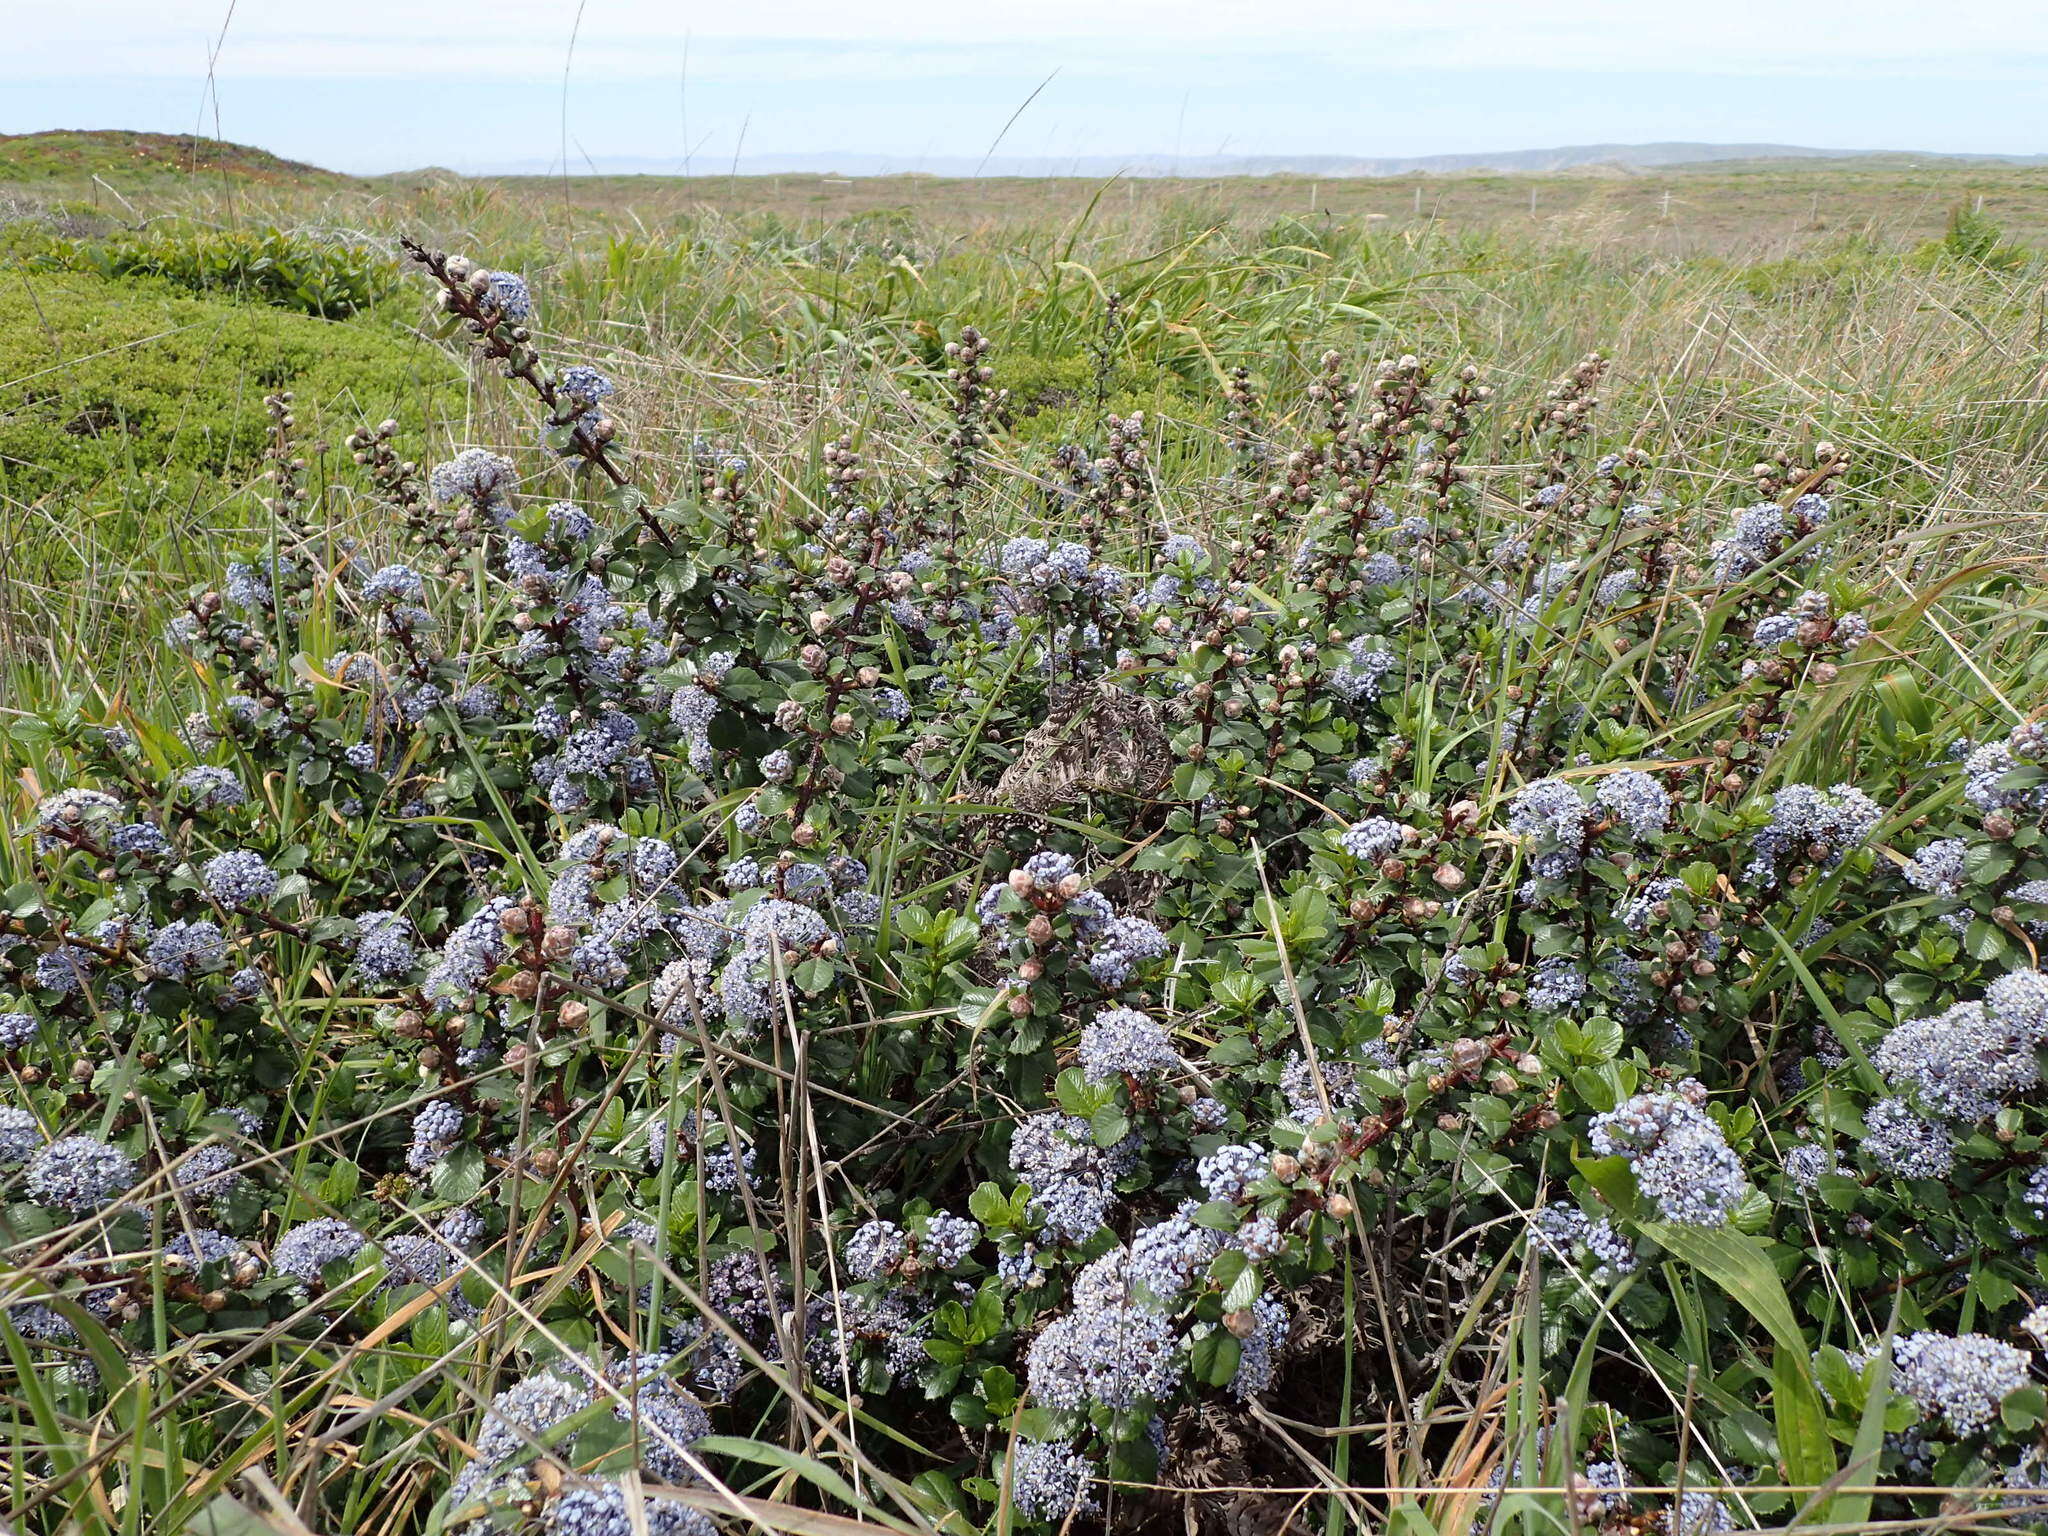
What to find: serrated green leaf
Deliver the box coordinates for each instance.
[429,1144,485,1204]
[1189,1329,1242,1387]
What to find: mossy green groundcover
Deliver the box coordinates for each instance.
[0,270,459,525]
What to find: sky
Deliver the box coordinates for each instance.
[8,1,2048,174]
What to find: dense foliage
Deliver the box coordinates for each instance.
[32,224,398,317]
[5,240,2048,1536]
[0,269,456,544]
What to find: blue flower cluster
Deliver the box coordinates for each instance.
[1588,1090,1747,1226]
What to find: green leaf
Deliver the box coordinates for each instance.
[1645,1220,1836,1504]
[1209,1247,1248,1289]
[967,1181,1009,1228]
[1813,1345,1864,1414]
[2003,1383,2046,1432]
[969,1283,1003,1341]
[319,1159,361,1206]
[1089,1104,1130,1148]
[1965,919,2009,963]
[1815,1174,1863,1213]
[693,1435,867,1512]
[1189,1330,1241,1387]
[1966,843,2016,885]
[1570,1064,1623,1113]
[1106,1433,1159,1481]
[981,1365,1019,1415]
[1828,1323,1893,1530]
[430,1144,486,1205]
[1581,1017,1623,1063]
[949,1393,989,1428]
[1222,1265,1262,1311]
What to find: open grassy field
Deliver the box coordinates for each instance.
[5,147,2044,688]
[6,137,2048,1536]
[480,159,2048,250]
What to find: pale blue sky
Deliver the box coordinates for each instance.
[10,2,2047,174]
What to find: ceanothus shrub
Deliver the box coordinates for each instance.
[4,253,2047,1534]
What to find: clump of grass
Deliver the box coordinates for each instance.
[1912,202,2035,272]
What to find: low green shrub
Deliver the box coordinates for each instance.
[32,225,398,317]
[0,269,459,537]
[1909,205,2035,273]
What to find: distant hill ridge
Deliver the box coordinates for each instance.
[467,141,2048,179]
[0,130,348,184]
[2,130,2041,184]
